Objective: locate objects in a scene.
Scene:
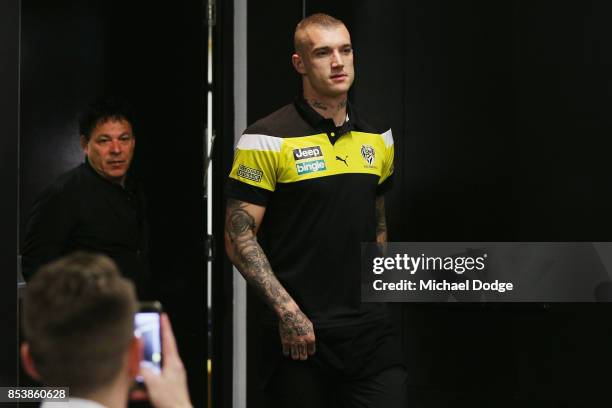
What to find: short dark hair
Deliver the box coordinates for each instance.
[294,13,346,54]
[22,252,138,396]
[79,96,134,141]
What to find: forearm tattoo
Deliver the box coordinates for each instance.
[226,199,288,308]
[226,199,312,337]
[375,196,387,242]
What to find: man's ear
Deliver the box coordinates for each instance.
[292,53,306,75]
[127,336,143,379]
[20,343,41,381]
[80,135,89,153]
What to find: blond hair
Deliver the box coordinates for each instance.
[294,13,345,54]
[23,252,138,395]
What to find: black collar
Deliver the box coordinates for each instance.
[83,157,136,193]
[294,97,356,136]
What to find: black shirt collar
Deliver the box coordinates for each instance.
[83,157,136,193]
[294,96,355,136]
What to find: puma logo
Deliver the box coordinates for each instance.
[335,155,348,166]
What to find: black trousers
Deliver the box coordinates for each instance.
[267,360,407,408]
[262,318,407,408]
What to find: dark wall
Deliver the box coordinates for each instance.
[211,0,235,407]
[245,0,612,406]
[20,1,109,228]
[245,3,303,407]
[19,0,207,405]
[513,1,612,240]
[247,2,303,124]
[0,0,20,396]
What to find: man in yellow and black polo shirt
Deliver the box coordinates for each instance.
[225,13,407,407]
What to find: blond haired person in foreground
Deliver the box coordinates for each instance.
[21,252,192,408]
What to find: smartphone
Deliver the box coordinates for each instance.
[134,301,163,385]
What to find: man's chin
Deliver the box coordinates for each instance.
[320,87,351,98]
[102,171,127,184]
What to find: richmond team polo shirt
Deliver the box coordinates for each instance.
[226,98,394,328]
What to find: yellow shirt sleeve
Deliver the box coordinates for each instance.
[228,133,283,192]
[379,129,394,184]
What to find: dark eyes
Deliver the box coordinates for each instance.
[314,48,352,57]
[96,135,132,144]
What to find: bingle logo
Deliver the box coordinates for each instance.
[296,159,326,175]
[293,146,323,161]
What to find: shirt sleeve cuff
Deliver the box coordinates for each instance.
[376,174,394,196]
[225,178,272,206]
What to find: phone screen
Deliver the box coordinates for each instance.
[134,312,162,383]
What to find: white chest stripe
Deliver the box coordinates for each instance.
[381,129,394,147]
[237,133,283,152]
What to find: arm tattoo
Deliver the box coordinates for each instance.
[226,199,287,308]
[375,196,387,243]
[226,199,255,236]
[226,199,312,337]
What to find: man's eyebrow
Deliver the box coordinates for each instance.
[95,133,132,139]
[312,46,332,53]
[312,43,352,52]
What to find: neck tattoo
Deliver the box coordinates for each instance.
[308,99,329,111]
[307,99,348,113]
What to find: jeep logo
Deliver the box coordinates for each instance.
[293,146,323,161]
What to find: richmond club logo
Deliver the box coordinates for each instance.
[360,145,375,166]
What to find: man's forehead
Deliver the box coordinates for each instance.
[301,24,351,49]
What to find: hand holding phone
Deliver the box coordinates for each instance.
[141,313,192,408]
[134,301,163,385]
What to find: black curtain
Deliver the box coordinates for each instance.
[0,0,20,397]
[246,1,612,406]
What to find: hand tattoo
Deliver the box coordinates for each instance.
[279,309,313,338]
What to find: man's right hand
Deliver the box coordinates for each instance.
[141,313,192,408]
[278,304,316,360]
[224,199,316,359]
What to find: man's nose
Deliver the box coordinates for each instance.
[331,51,344,68]
[110,140,122,154]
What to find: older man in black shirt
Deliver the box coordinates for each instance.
[21,97,151,298]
